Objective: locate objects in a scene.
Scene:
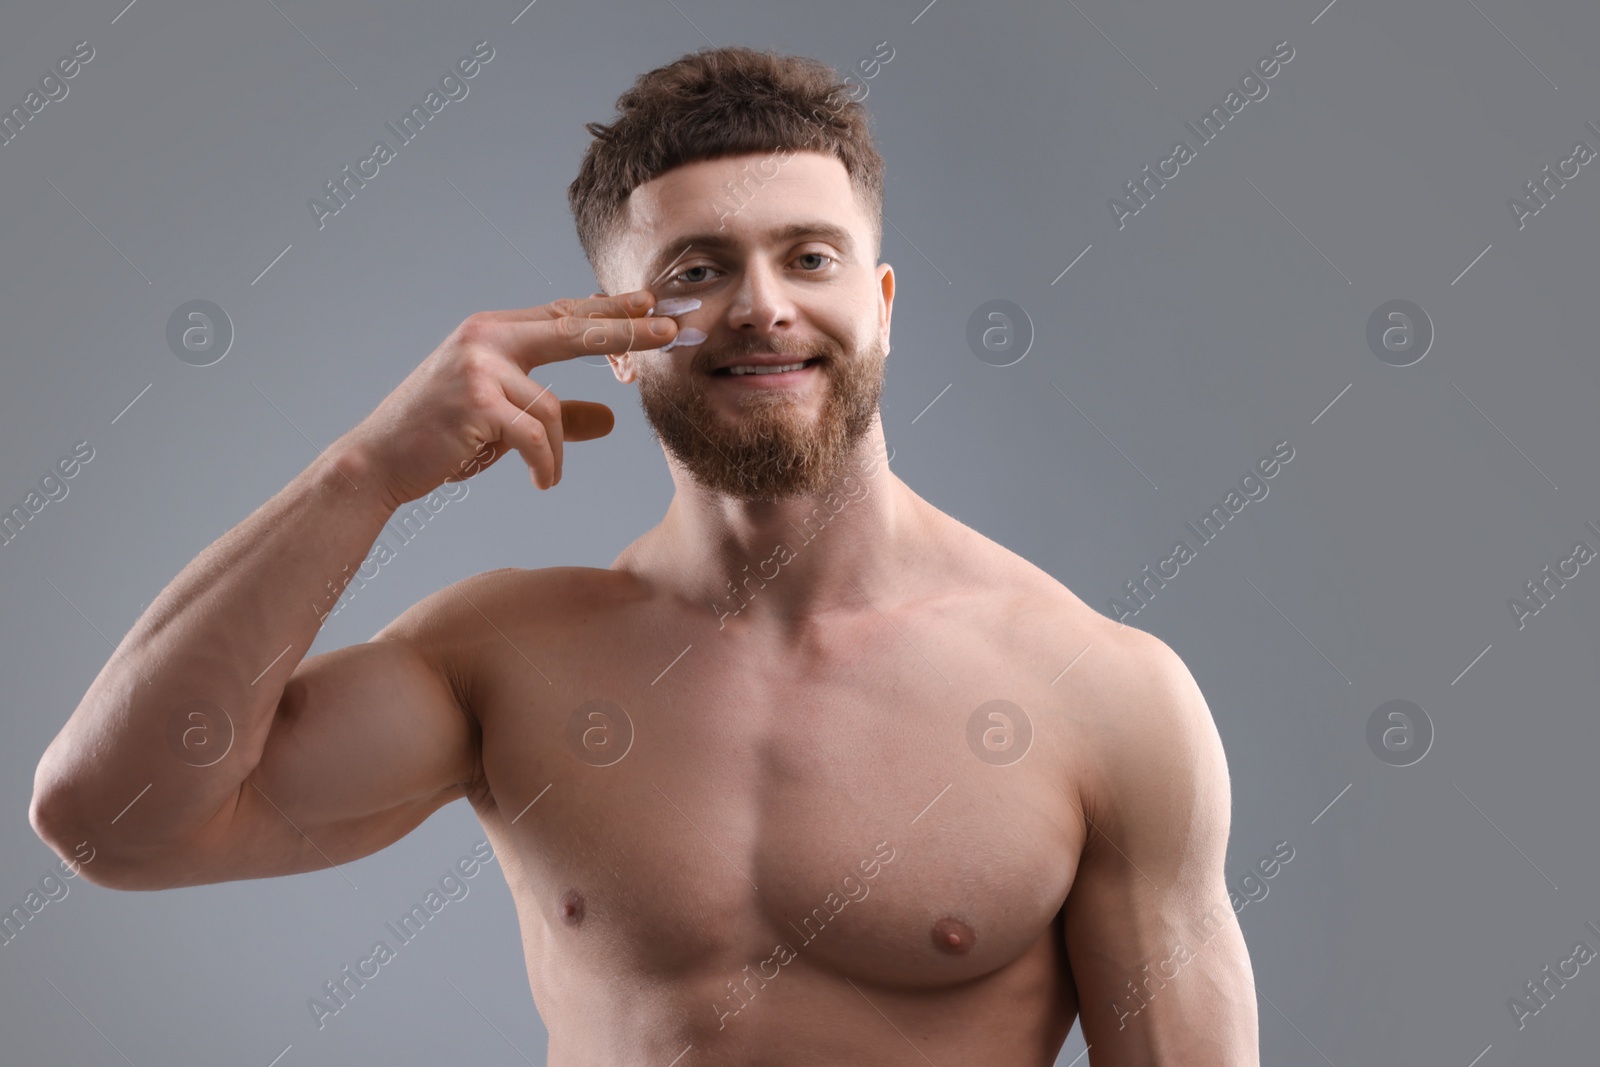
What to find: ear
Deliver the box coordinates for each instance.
[588,291,643,384]
[609,351,640,385]
[876,262,895,358]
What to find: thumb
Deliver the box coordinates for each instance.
[559,399,615,442]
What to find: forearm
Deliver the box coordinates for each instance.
[31,437,397,871]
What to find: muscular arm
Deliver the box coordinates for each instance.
[29,288,653,890]
[1063,628,1259,1065]
[28,442,483,890]
[180,599,485,887]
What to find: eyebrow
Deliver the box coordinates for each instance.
[645,221,857,283]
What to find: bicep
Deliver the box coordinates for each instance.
[1063,632,1258,1064]
[178,633,479,886]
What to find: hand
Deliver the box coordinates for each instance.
[339,289,677,507]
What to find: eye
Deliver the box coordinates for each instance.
[668,264,719,286]
[667,251,837,287]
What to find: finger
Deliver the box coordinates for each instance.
[474,288,658,325]
[467,291,679,373]
[499,362,614,442]
[498,372,614,481]
[490,391,557,490]
[559,399,615,442]
[498,313,677,373]
[498,372,564,486]
[466,397,613,492]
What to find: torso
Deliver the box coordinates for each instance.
[451,503,1121,1066]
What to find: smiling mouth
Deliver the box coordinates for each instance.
[711,357,824,378]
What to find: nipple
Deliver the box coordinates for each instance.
[558,888,586,926]
[646,296,706,351]
[930,915,975,955]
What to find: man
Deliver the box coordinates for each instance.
[31,45,1258,1064]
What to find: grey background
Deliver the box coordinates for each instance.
[2,0,1596,1063]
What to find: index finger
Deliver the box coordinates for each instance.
[481,289,679,372]
[476,288,657,325]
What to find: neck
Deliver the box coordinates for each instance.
[633,427,915,631]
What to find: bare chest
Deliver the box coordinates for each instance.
[467,593,1092,997]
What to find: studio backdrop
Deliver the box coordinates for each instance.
[2,0,1598,1063]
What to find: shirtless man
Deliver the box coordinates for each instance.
[30,46,1258,1065]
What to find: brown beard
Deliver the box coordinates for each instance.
[634,330,885,502]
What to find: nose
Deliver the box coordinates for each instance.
[726,255,798,338]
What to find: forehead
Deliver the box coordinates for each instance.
[615,150,870,280]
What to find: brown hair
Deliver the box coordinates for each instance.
[568,45,886,290]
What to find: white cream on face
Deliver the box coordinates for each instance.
[648,296,706,351]
[649,296,701,316]
[661,328,707,352]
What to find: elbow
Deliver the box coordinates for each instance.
[30,737,111,885]
[29,773,77,857]
[28,779,169,892]
[28,782,106,886]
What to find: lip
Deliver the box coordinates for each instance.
[711,358,821,385]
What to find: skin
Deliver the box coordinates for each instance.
[30,149,1259,1065]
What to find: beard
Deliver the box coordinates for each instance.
[633,329,886,502]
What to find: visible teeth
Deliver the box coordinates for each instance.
[729,361,808,375]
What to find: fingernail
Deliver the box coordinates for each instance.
[650,319,674,336]
[629,291,653,308]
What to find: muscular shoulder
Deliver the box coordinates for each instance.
[1068,621,1230,860]
[956,531,1225,838]
[942,517,1195,706]
[933,515,1119,669]
[381,565,638,637]
[374,564,641,695]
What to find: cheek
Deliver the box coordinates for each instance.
[851,322,889,362]
[809,310,869,357]
[634,351,700,387]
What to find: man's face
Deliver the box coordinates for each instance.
[605,151,894,502]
